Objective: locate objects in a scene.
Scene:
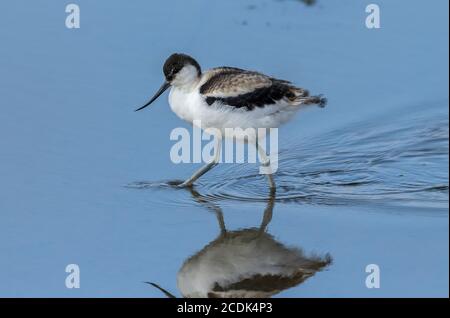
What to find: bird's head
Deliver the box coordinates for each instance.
[135,53,201,112]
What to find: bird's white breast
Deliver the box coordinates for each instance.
[168,87,197,124]
[168,86,228,130]
[168,84,302,141]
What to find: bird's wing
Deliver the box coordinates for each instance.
[200,67,273,97]
[199,67,306,110]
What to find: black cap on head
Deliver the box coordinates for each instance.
[163,53,201,82]
[135,53,201,112]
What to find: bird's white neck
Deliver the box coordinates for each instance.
[171,64,201,92]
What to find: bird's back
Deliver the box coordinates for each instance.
[198,67,326,111]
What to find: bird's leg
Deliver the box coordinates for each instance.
[179,136,222,187]
[256,142,276,190]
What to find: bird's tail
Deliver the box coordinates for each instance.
[288,87,327,108]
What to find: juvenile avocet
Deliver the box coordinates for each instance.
[136,53,327,188]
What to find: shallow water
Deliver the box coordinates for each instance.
[129,101,448,211]
[0,0,448,297]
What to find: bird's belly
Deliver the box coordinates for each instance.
[169,89,300,139]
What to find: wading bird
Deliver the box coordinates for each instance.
[136,53,326,188]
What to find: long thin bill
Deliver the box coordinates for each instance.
[135,81,170,112]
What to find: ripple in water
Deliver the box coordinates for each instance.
[127,102,449,210]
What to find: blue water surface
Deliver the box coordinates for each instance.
[0,0,448,297]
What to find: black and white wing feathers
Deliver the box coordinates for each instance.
[199,67,326,110]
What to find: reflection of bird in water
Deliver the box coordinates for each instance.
[148,189,332,298]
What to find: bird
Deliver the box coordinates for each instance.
[135,53,327,189]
